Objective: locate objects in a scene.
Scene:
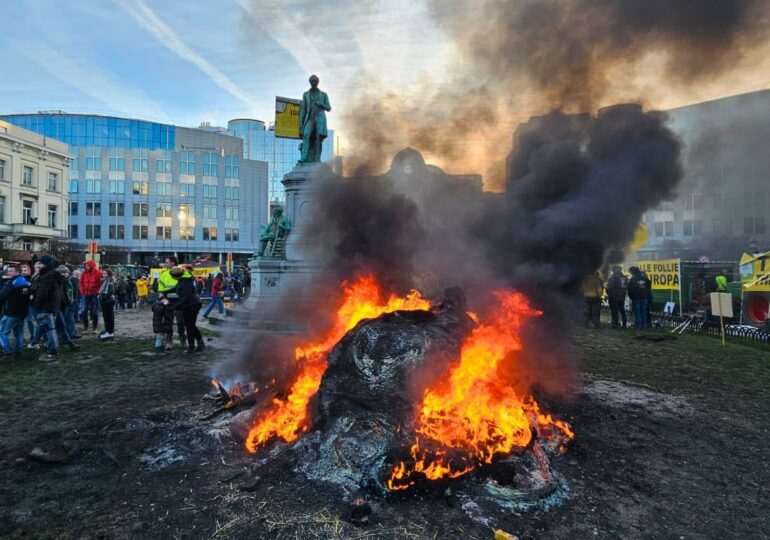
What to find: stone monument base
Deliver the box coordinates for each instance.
[241,257,321,331]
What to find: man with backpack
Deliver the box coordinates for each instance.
[605,266,629,329]
[628,266,652,329]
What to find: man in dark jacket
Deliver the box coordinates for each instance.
[627,266,651,330]
[0,265,31,357]
[605,266,629,329]
[171,267,205,354]
[66,266,80,339]
[33,256,64,361]
[79,259,102,333]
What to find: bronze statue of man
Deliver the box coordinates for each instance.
[299,74,331,163]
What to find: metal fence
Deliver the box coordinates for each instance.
[652,312,770,345]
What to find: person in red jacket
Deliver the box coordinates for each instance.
[202,272,225,318]
[79,260,102,333]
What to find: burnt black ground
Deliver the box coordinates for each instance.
[0,310,768,539]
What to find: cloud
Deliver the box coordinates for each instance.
[15,40,171,121]
[118,0,261,113]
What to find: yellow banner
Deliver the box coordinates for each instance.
[149,266,221,279]
[636,259,681,290]
[275,96,301,139]
[740,251,770,292]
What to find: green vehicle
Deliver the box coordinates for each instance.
[650,260,740,317]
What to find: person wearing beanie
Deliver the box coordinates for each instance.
[171,266,205,354]
[98,269,116,340]
[32,257,64,361]
[0,265,31,357]
[54,266,79,351]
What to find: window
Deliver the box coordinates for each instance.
[203,205,217,219]
[156,180,172,196]
[69,179,79,193]
[745,217,766,235]
[202,152,218,176]
[69,201,79,216]
[109,224,125,240]
[132,203,148,217]
[224,206,239,220]
[109,180,125,194]
[203,179,218,199]
[47,171,59,192]
[132,180,148,195]
[683,220,702,236]
[180,183,195,197]
[48,204,59,229]
[86,180,102,193]
[155,150,172,173]
[70,157,79,175]
[156,226,172,240]
[22,200,34,224]
[156,203,172,218]
[664,221,673,237]
[0,158,6,180]
[132,149,148,172]
[180,150,195,174]
[132,225,148,240]
[180,227,195,240]
[225,228,239,242]
[654,221,673,237]
[0,196,5,223]
[86,147,101,171]
[109,148,125,171]
[22,166,34,186]
[109,202,125,217]
[86,202,102,216]
[86,224,101,239]
[69,224,78,239]
[225,178,239,199]
[224,155,239,178]
[203,227,218,241]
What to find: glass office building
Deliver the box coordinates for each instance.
[1,113,268,264]
[227,118,335,204]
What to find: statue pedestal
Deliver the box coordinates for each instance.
[243,162,332,328]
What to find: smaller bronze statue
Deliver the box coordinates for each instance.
[257,206,292,258]
[299,74,331,163]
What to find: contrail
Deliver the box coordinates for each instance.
[118,0,260,113]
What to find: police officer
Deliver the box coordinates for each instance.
[152,256,186,351]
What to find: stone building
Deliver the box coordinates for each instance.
[0,119,70,254]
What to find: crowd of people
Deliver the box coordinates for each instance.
[581,266,653,330]
[0,255,245,362]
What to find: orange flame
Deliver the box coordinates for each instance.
[245,275,431,453]
[386,290,573,490]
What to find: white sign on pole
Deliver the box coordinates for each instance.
[709,293,733,318]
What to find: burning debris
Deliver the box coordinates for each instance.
[209,277,573,509]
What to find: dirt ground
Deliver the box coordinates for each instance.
[1,308,769,539]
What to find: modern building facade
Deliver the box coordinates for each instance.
[0,113,268,265]
[0,120,70,254]
[227,118,335,204]
[638,89,770,260]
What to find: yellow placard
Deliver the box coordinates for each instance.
[275,96,301,139]
[636,259,681,290]
[740,251,770,292]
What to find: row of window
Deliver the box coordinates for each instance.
[72,151,239,177]
[70,224,240,242]
[70,201,239,220]
[0,197,59,228]
[0,162,62,191]
[653,217,766,237]
[68,179,238,198]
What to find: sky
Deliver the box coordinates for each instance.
[2,0,770,181]
[0,0,450,130]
